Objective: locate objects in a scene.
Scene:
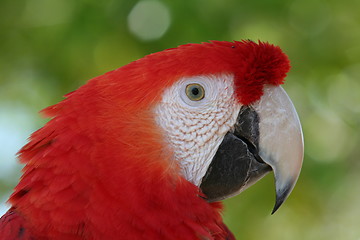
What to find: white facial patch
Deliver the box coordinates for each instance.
[154,74,241,186]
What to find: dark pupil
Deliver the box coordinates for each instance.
[191,87,199,96]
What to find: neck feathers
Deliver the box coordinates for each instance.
[9,81,232,239]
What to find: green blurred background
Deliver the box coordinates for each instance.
[1,0,360,239]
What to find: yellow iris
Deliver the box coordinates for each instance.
[185,83,205,101]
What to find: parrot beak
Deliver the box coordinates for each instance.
[200,85,303,214]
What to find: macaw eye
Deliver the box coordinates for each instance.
[185,83,205,101]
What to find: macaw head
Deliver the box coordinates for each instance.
[148,40,303,213]
[11,40,303,239]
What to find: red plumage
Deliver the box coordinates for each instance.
[0,210,33,239]
[0,40,289,239]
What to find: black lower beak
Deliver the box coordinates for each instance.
[200,106,271,202]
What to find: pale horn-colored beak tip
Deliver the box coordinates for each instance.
[271,182,292,214]
[253,85,304,214]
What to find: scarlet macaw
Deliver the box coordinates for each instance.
[0,40,303,240]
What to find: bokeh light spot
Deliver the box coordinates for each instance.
[0,104,35,181]
[127,0,171,41]
[304,109,351,162]
[327,69,360,114]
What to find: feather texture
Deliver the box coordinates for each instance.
[0,209,33,240]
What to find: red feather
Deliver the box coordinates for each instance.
[1,40,289,239]
[0,209,33,240]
